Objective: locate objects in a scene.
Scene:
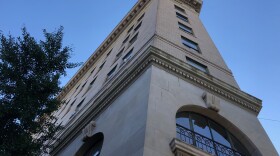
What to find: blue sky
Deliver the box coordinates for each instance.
[1,0,279,154]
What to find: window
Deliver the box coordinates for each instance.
[75,81,87,97]
[114,47,124,62]
[137,13,145,22]
[62,99,76,118]
[71,84,81,96]
[90,68,96,74]
[175,5,185,13]
[82,77,97,97]
[76,132,104,156]
[122,35,130,44]
[186,57,208,73]
[122,48,133,63]
[181,36,200,52]
[176,12,189,22]
[98,61,106,72]
[75,98,85,112]
[176,112,249,156]
[178,22,193,35]
[106,49,112,57]
[129,33,138,46]
[107,65,117,80]
[90,77,97,86]
[70,98,85,119]
[127,25,134,34]
[134,21,142,32]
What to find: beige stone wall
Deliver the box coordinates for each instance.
[143,66,278,156]
[56,67,152,156]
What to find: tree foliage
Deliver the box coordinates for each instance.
[0,27,80,155]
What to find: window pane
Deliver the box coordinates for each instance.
[179,22,193,34]
[209,120,232,148]
[186,57,208,73]
[191,113,215,154]
[176,12,188,22]
[176,112,191,129]
[191,113,211,138]
[176,112,193,145]
[123,48,133,62]
[182,37,199,51]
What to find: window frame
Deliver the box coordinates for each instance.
[176,112,250,156]
[174,5,185,13]
[178,22,193,35]
[176,12,189,23]
[186,57,208,73]
[181,36,200,52]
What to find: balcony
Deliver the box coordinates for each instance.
[173,124,246,156]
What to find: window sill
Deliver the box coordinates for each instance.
[170,138,212,156]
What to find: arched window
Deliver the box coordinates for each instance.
[83,138,103,156]
[176,112,249,156]
[75,132,104,156]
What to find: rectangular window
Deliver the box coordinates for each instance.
[134,21,142,32]
[115,47,124,62]
[176,12,188,22]
[175,5,185,13]
[122,35,130,44]
[90,68,96,74]
[137,13,145,22]
[129,33,138,45]
[186,57,208,73]
[75,98,85,111]
[127,25,134,34]
[107,65,117,79]
[98,61,106,72]
[178,22,193,35]
[123,48,133,63]
[83,77,97,97]
[75,81,87,97]
[181,36,200,52]
[90,77,97,86]
[106,49,113,57]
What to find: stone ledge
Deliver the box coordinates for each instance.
[170,138,212,156]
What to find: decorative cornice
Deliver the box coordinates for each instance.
[57,0,150,100]
[174,0,203,13]
[50,46,262,155]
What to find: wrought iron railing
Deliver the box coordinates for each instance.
[176,124,246,156]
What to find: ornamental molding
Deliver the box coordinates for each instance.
[82,121,96,142]
[202,92,220,112]
[174,0,203,13]
[50,46,262,155]
[56,0,150,100]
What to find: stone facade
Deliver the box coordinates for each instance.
[49,0,278,156]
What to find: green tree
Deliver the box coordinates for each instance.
[0,27,80,155]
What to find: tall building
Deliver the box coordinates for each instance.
[50,0,278,155]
